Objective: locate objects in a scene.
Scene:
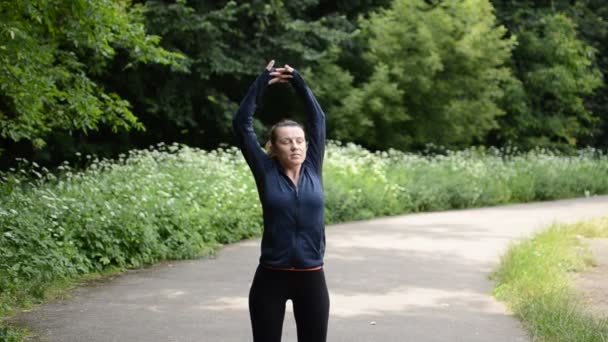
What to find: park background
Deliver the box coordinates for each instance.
[2,0,608,341]
[2,0,608,167]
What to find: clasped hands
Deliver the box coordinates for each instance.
[266,60,295,85]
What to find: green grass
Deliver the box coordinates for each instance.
[491,217,608,341]
[0,325,28,342]
[1,141,608,340]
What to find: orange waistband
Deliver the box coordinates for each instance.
[261,265,323,272]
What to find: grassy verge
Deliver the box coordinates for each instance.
[491,217,608,341]
[0,326,27,342]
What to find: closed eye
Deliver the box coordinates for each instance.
[280,138,305,144]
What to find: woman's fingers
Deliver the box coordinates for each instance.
[266,60,275,71]
[269,72,293,78]
[268,77,290,85]
[268,69,293,85]
[274,66,294,74]
[266,62,295,85]
[268,77,291,84]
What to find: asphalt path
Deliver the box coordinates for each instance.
[10,196,608,342]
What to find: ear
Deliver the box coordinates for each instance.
[265,140,274,155]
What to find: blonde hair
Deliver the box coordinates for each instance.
[265,119,306,159]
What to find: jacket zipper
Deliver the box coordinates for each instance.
[290,171,302,269]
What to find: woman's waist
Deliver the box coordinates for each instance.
[260,264,323,272]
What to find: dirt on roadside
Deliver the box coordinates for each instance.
[574,238,608,320]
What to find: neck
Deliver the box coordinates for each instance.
[280,162,301,179]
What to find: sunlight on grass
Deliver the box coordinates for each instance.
[492,217,608,341]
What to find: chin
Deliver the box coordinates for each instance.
[288,158,303,167]
[281,155,304,167]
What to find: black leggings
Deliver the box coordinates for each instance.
[248,265,330,342]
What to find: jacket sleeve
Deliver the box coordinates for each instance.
[232,69,272,183]
[289,70,326,173]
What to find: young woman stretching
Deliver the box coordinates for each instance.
[232,60,329,342]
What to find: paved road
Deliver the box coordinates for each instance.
[10,196,608,342]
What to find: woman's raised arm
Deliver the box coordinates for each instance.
[283,66,326,172]
[232,61,275,182]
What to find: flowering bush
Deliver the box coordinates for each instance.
[324,142,608,220]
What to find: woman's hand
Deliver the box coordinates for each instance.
[267,60,295,85]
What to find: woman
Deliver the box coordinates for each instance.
[232,60,329,342]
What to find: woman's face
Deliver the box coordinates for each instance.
[272,126,307,169]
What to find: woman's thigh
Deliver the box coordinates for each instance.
[249,266,289,342]
[291,270,330,342]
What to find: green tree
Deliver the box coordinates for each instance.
[491,1,604,149]
[0,0,185,155]
[568,0,608,148]
[334,0,516,150]
[0,0,415,167]
[98,0,353,151]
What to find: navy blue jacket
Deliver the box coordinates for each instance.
[232,68,326,269]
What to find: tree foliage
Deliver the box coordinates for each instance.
[567,0,608,147]
[0,0,185,154]
[330,0,515,150]
[3,0,608,168]
[97,0,354,151]
[491,0,604,149]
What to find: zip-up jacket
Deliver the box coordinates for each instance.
[232,68,326,269]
